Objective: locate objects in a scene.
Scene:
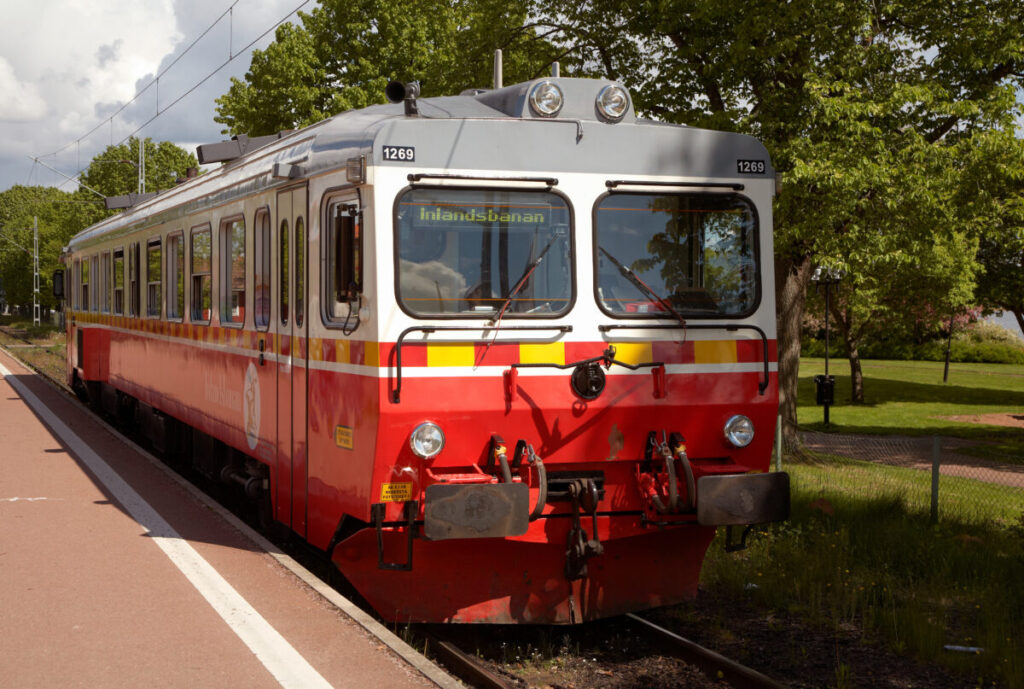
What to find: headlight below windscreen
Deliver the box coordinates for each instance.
[723,415,754,448]
[410,422,445,459]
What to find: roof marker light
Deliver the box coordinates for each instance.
[529,81,564,118]
[596,84,630,122]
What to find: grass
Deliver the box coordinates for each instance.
[798,358,1024,462]
[699,357,1024,687]
[700,460,1024,687]
[0,317,67,383]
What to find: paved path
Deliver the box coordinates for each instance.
[799,431,1024,489]
[0,348,455,689]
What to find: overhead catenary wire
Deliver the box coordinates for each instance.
[31,0,312,187]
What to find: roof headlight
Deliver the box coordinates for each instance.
[528,80,564,118]
[724,415,754,448]
[596,84,630,122]
[410,422,445,459]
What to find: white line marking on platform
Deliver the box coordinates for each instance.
[0,361,334,689]
[2,497,57,502]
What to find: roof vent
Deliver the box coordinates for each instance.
[196,131,292,164]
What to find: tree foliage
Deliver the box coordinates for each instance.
[214,0,563,136]
[1,138,197,314]
[530,0,1023,435]
[0,186,99,312]
[79,137,198,199]
[969,133,1024,334]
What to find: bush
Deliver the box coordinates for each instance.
[802,320,1024,364]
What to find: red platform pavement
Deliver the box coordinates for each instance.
[0,348,459,689]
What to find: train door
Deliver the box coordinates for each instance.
[274,185,309,536]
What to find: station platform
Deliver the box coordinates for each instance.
[0,348,459,689]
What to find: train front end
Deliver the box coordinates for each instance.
[330,78,789,623]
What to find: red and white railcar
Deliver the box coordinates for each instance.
[61,77,789,623]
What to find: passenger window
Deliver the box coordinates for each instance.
[100,251,111,313]
[167,233,184,320]
[90,256,99,312]
[191,227,211,322]
[254,209,270,330]
[128,242,140,317]
[295,216,305,327]
[76,259,86,311]
[220,217,245,325]
[147,239,162,318]
[280,219,289,325]
[113,248,125,315]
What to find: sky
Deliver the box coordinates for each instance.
[0,0,311,194]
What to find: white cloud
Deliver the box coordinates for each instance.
[0,58,48,121]
[0,0,305,192]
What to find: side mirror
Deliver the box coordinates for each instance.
[52,269,65,299]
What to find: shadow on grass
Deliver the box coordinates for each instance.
[796,373,1024,447]
[797,374,1024,408]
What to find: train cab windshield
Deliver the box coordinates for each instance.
[396,188,572,318]
[595,193,759,318]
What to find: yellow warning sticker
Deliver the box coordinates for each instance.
[381,482,414,503]
[334,426,354,449]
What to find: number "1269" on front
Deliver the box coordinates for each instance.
[736,159,765,174]
[383,146,415,161]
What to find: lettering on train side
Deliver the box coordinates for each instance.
[204,371,242,412]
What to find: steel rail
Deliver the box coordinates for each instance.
[625,613,789,689]
[424,632,515,689]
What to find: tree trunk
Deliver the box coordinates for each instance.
[830,301,865,404]
[774,252,813,450]
[1014,309,1024,340]
[846,339,864,402]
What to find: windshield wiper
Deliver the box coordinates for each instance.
[599,246,687,328]
[489,229,565,324]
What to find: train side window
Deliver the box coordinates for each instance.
[75,259,85,311]
[220,217,245,326]
[100,251,111,313]
[280,219,289,325]
[254,208,270,330]
[325,201,362,323]
[147,238,162,318]
[90,255,99,312]
[113,248,125,315]
[295,216,305,327]
[128,242,140,317]
[190,226,212,323]
[167,233,185,320]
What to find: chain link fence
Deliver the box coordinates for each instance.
[789,431,1024,526]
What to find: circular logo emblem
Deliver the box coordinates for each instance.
[243,362,261,450]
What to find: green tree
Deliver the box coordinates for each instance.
[214,0,562,136]
[79,137,198,199]
[968,131,1024,335]
[532,0,1024,444]
[0,185,100,313]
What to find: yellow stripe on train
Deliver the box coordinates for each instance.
[694,339,738,364]
[427,343,475,367]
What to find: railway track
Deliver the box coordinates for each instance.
[624,613,788,689]
[422,614,788,689]
[1,339,787,689]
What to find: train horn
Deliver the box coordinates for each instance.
[386,80,421,116]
